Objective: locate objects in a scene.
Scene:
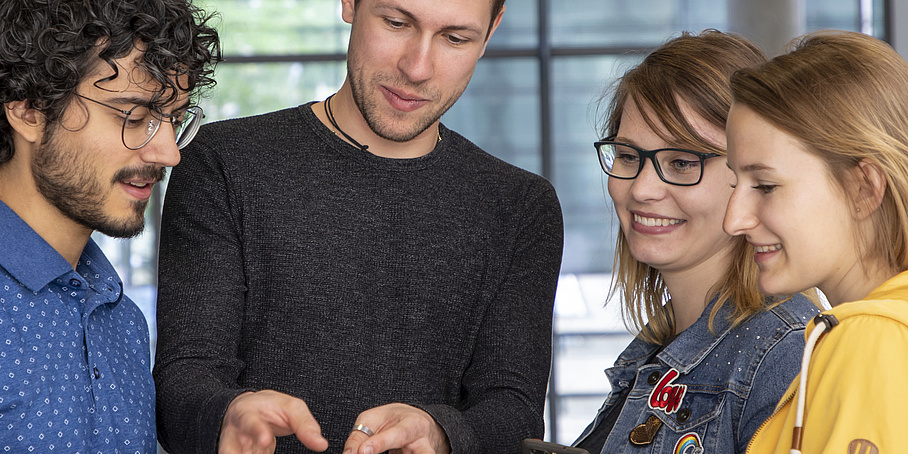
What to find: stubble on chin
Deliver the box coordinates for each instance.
[347,61,462,143]
[31,130,153,239]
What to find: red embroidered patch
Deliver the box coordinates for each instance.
[648,368,687,415]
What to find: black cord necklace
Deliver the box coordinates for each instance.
[325,94,369,152]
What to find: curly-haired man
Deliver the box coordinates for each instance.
[0,0,220,452]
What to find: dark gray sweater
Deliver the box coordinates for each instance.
[153,103,564,454]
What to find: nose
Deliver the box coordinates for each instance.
[139,124,181,168]
[397,36,435,84]
[723,187,758,236]
[629,158,667,202]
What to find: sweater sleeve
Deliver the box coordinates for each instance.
[153,130,253,454]
[419,181,564,454]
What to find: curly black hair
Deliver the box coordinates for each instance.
[0,0,222,164]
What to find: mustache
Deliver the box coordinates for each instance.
[111,165,167,185]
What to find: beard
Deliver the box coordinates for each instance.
[347,51,467,143]
[31,124,165,239]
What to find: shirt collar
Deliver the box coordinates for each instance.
[0,199,121,294]
[0,199,75,292]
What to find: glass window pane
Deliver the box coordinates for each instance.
[872,0,886,38]
[806,0,860,32]
[550,0,727,48]
[442,58,542,174]
[552,332,635,443]
[551,55,643,274]
[488,0,539,49]
[200,62,345,122]
[197,0,349,55]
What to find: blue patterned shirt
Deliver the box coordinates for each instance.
[0,200,156,453]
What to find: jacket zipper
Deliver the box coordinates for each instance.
[745,386,797,454]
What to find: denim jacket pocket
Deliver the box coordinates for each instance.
[646,390,726,453]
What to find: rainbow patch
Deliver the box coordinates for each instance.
[673,432,702,454]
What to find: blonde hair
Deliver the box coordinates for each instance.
[731,30,908,277]
[602,30,775,344]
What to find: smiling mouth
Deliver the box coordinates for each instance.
[125,181,150,188]
[754,244,782,253]
[634,213,683,227]
[384,86,427,102]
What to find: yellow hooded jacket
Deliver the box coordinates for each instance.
[746,271,908,454]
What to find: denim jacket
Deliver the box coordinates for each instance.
[573,294,819,454]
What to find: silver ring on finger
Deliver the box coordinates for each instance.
[352,424,375,437]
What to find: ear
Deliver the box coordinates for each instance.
[853,158,887,220]
[341,0,355,25]
[4,100,44,144]
[479,5,505,58]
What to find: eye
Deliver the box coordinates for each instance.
[163,109,187,126]
[124,107,154,129]
[752,184,777,194]
[659,150,702,174]
[611,145,639,165]
[445,34,468,45]
[666,158,701,173]
[615,152,639,163]
[384,17,407,29]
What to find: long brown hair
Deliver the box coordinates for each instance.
[732,30,908,278]
[601,30,775,344]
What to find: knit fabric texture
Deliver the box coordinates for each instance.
[153,103,564,454]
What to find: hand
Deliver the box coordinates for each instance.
[218,390,329,454]
[342,403,451,454]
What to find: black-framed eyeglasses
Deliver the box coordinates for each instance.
[76,94,204,150]
[595,136,720,186]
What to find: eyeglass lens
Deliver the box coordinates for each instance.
[122,105,203,150]
[599,143,705,185]
[174,107,203,149]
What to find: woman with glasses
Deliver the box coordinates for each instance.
[725,31,908,453]
[572,30,820,454]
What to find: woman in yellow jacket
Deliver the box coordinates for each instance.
[723,30,908,453]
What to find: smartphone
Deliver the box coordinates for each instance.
[521,439,590,454]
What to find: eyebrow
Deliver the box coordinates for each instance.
[377,4,484,37]
[611,136,694,151]
[727,162,776,173]
[98,95,152,106]
[104,95,192,112]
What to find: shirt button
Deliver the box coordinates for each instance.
[677,408,691,422]
[647,372,661,385]
[93,367,100,379]
[69,279,81,287]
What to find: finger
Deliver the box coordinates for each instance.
[358,424,434,454]
[283,399,329,452]
[218,419,277,454]
[342,426,371,454]
[365,434,434,454]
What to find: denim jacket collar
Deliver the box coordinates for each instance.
[613,296,734,374]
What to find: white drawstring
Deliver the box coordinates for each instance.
[791,314,839,454]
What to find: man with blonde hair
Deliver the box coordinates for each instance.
[153,0,564,453]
